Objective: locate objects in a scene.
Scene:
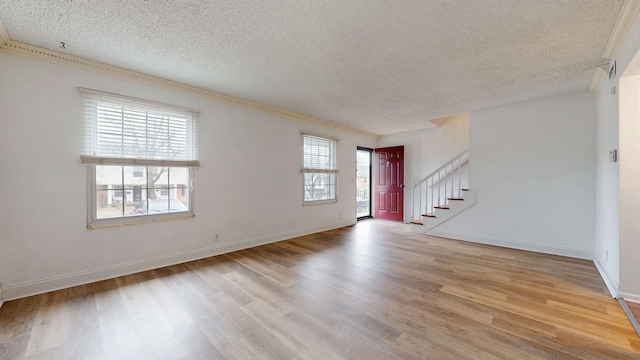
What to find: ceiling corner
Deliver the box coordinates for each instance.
[0,15,10,45]
[588,67,608,93]
[589,0,640,92]
[428,116,451,127]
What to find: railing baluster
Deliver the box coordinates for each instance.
[422,182,426,215]
[451,162,454,198]
[444,166,448,205]
[432,178,435,212]
[430,178,433,213]
[419,184,422,220]
[438,170,441,208]
[458,155,462,197]
[451,159,455,198]
[451,163,454,197]
[411,183,416,221]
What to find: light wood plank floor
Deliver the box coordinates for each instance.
[628,302,640,324]
[1,220,639,359]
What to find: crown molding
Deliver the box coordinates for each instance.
[589,0,640,92]
[0,39,377,138]
[603,0,640,59]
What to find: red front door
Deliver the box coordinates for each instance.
[374,146,404,221]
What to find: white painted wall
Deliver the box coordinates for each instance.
[595,72,620,295]
[0,53,376,300]
[429,92,597,259]
[594,18,640,300]
[619,74,640,302]
[0,51,5,306]
[376,115,469,222]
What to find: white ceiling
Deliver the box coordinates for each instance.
[0,1,624,135]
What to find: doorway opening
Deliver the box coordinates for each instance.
[356,147,372,219]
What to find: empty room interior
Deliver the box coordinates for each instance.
[3,1,640,359]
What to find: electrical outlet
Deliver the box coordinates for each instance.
[214,234,219,242]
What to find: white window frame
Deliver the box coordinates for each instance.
[80,88,199,228]
[301,132,339,205]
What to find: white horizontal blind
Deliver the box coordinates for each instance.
[302,134,338,203]
[81,88,198,165]
[302,134,337,172]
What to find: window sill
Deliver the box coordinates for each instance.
[87,213,195,230]
[303,199,338,206]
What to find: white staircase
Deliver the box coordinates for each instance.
[410,150,476,233]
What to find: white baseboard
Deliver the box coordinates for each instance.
[618,291,640,304]
[593,257,619,298]
[425,229,593,260]
[1,219,355,301]
[0,287,4,309]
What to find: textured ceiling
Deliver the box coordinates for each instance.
[0,1,624,135]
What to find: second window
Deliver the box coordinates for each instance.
[302,134,338,203]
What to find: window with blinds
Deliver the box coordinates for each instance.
[80,88,199,228]
[302,134,338,203]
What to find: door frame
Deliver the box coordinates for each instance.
[356,146,373,220]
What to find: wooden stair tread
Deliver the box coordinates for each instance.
[410,221,423,225]
[461,188,469,191]
[434,206,450,210]
[422,214,436,218]
[447,197,464,201]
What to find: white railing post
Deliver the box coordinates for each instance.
[457,156,461,197]
[411,184,415,221]
[418,185,422,220]
[437,170,441,207]
[422,183,427,215]
[430,178,434,213]
[444,166,448,205]
[448,162,452,199]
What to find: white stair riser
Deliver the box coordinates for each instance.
[412,190,476,232]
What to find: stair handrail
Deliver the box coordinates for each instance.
[413,149,469,186]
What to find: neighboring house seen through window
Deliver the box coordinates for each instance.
[80,88,199,227]
[133,166,144,177]
[302,133,338,204]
